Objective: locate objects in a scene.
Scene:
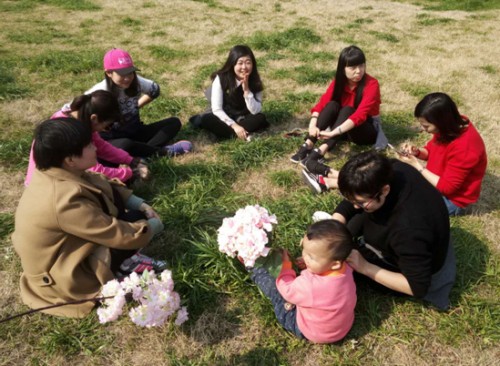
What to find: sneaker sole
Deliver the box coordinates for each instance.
[301,170,322,194]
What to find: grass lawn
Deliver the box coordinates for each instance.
[0,0,499,365]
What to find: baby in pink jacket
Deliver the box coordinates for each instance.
[250,219,357,343]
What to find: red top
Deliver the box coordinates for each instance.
[424,118,487,207]
[311,73,381,126]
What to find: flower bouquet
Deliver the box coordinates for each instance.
[217,205,278,268]
[97,269,188,327]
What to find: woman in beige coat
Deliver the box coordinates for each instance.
[12,117,164,318]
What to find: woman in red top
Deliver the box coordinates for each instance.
[291,45,381,183]
[399,92,487,215]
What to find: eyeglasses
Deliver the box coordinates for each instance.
[343,191,382,209]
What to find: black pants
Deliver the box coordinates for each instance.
[106,117,181,157]
[308,101,377,151]
[200,112,269,139]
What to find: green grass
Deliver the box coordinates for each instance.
[398,0,500,11]
[1,0,499,365]
[247,27,322,51]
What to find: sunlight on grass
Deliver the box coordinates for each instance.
[0,0,499,364]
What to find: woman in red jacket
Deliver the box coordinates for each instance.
[291,45,381,180]
[399,92,487,215]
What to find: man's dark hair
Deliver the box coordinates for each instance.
[337,151,393,201]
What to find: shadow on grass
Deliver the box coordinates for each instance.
[450,226,491,305]
[467,171,500,215]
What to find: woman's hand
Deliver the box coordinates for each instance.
[241,72,250,94]
[231,123,248,140]
[401,143,420,157]
[397,153,422,170]
[308,125,320,138]
[319,129,340,139]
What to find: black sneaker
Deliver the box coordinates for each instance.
[302,170,328,194]
[305,157,331,176]
[290,144,310,164]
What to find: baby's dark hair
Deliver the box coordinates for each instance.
[306,220,354,261]
[33,117,92,170]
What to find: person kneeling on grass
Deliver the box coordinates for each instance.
[249,220,357,343]
[322,151,455,310]
[12,117,166,318]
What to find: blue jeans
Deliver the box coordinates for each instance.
[443,196,464,216]
[250,267,304,339]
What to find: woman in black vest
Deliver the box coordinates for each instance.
[197,45,269,140]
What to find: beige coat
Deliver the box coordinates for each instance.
[12,168,152,317]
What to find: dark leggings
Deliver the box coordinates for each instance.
[199,112,269,139]
[106,117,181,157]
[308,101,377,151]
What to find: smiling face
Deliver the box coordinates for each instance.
[345,63,366,84]
[418,117,440,134]
[233,56,253,80]
[106,70,135,89]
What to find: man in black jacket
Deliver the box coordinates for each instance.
[331,151,455,310]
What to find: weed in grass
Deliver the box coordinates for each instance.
[249,27,322,51]
[140,96,187,121]
[216,136,298,170]
[416,13,455,26]
[121,17,142,27]
[381,111,417,143]
[284,91,320,106]
[148,45,190,61]
[0,136,32,171]
[297,50,336,63]
[369,31,399,43]
[262,100,295,125]
[0,65,29,100]
[480,65,497,74]
[39,314,113,356]
[25,49,102,76]
[191,0,218,8]
[274,2,282,12]
[293,65,333,85]
[7,26,70,45]
[268,170,300,188]
[347,17,374,29]
[261,52,286,62]
[191,63,218,90]
[402,82,434,99]
[143,1,156,8]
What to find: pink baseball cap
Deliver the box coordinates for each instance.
[103,48,138,75]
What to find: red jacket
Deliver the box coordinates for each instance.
[311,73,381,126]
[425,118,487,207]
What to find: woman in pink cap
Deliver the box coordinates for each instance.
[81,48,192,158]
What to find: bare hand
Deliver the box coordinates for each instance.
[231,123,248,140]
[294,256,306,270]
[401,143,419,157]
[241,73,250,94]
[136,162,150,180]
[308,125,320,138]
[346,249,368,273]
[140,203,160,220]
[319,130,337,139]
